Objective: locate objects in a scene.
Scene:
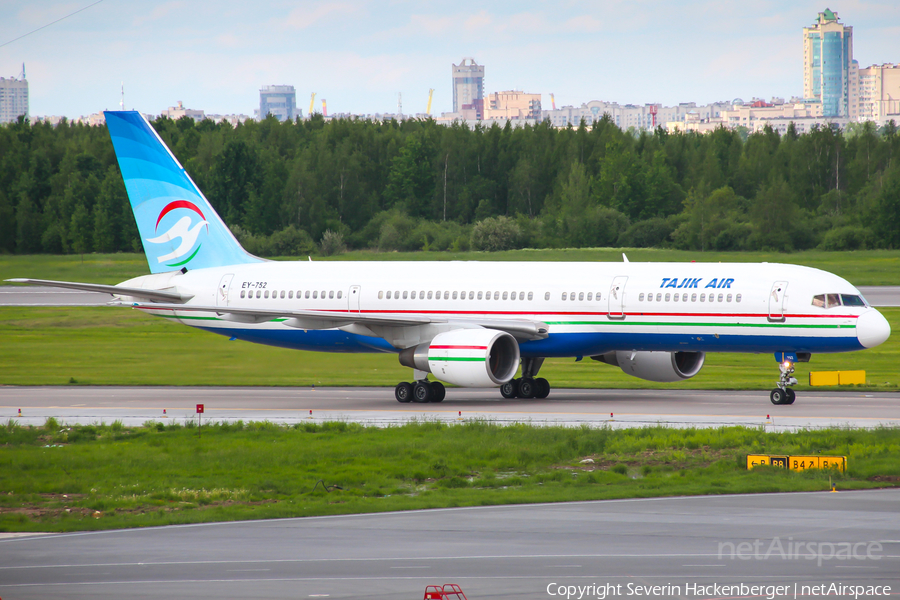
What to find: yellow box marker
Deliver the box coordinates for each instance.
[819,456,847,472]
[746,454,771,469]
[809,371,840,386]
[789,456,820,471]
[839,370,866,385]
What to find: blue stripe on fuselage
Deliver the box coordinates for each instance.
[200,327,863,356]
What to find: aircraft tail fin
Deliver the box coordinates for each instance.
[104,111,262,274]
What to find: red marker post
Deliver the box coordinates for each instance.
[196,403,204,438]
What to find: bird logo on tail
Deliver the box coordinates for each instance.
[146,200,209,267]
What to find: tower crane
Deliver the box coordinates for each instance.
[309,92,316,118]
[427,88,434,115]
[550,93,556,111]
[322,99,328,118]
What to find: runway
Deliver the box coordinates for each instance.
[1,285,899,306]
[3,386,900,431]
[1,490,898,599]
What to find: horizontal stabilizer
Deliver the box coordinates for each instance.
[5,279,193,303]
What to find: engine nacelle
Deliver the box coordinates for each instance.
[399,329,520,388]
[591,350,705,383]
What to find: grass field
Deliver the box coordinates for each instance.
[2,420,898,533]
[2,249,899,286]
[0,306,897,389]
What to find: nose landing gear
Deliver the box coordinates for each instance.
[770,361,797,405]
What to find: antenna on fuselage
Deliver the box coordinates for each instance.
[622,253,629,263]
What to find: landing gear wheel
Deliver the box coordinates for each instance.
[784,388,796,405]
[518,378,536,399]
[770,388,786,405]
[395,382,413,403]
[413,381,433,403]
[500,379,518,399]
[430,381,445,403]
[534,377,550,399]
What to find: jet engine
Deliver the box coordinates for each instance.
[399,329,520,388]
[591,351,705,383]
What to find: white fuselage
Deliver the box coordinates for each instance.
[120,260,887,358]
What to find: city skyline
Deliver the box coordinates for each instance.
[1,1,899,119]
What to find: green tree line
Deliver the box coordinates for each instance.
[1,114,898,257]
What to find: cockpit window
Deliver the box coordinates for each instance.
[841,294,866,307]
[812,293,867,309]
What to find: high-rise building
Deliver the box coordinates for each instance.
[803,9,855,118]
[451,58,484,118]
[484,91,542,120]
[0,64,29,124]
[259,85,297,121]
[857,64,900,124]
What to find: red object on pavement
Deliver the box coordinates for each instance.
[424,584,468,600]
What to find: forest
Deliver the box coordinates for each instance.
[0,113,898,257]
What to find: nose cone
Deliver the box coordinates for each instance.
[857,310,891,349]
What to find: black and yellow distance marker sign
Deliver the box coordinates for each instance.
[747,454,846,472]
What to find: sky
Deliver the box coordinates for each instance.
[1,0,899,119]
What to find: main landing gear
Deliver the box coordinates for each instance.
[500,357,551,399]
[770,360,798,405]
[395,380,445,403]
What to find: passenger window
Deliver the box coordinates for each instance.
[403,291,409,300]
[682,293,688,302]
[321,290,326,299]
[329,291,334,299]
[264,290,270,299]
[501,291,508,300]
[841,294,866,307]
[427,291,433,299]
[386,291,391,299]
[727,294,732,302]
[656,293,662,301]
[587,292,593,301]
[691,293,697,302]
[736,294,741,303]
[527,291,533,301]
[452,291,458,300]
[638,293,644,301]
[469,291,475,300]
[544,292,550,300]
[665,293,670,302]
[288,291,293,299]
[494,291,500,300]
[378,291,384,299]
[673,293,679,302]
[596,292,601,300]
[420,291,425,299]
[279,290,284,299]
[578,292,584,301]
[410,291,416,300]
[337,291,342,299]
[313,291,318,299]
[241,290,246,298]
[305,291,310,299]
[477,291,483,300]
[717,293,724,302]
[444,291,450,300]
[700,293,705,302]
[570,291,576,301]
[562,292,567,301]
[296,290,301,298]
[812,294,825,308]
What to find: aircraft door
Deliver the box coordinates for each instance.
[217,274,234,307]
[768,281,788,322]
[607,276,628,320]
[348,285,361,313]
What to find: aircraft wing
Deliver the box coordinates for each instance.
[5,278,193,303]
[131,302,549,341]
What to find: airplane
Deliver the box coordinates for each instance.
[7,111,892,406]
